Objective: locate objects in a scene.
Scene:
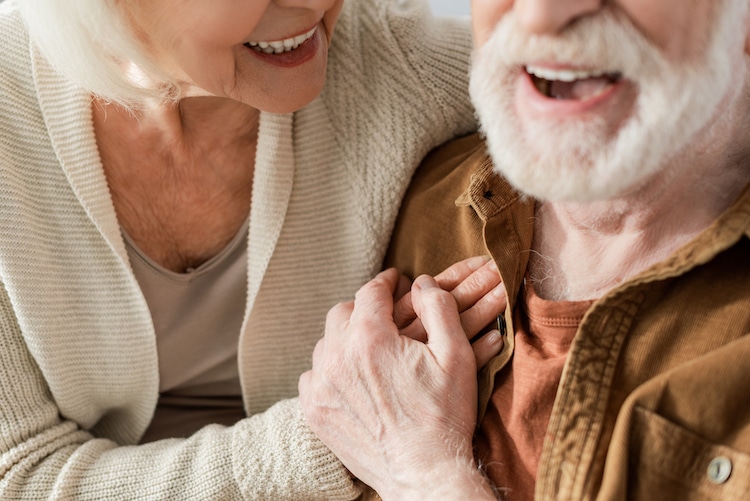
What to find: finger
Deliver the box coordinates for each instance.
[398,258,500,336]
[345,269,402,345]
[400,316,427,343]
[448,259,501,313]
[393,274,415,328]
[297,370,311,406]
[310,337,326,370]
[393,290,416,329]
[402,279,506,343]
[433,255,491,290]
[411,275,473,367]
[458,283,506,340]
[394,274,411,301]
[471,329,504,370]
[322,300,355,351]
[350,268,401,325]
[398,257,494,330]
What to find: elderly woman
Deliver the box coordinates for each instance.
[0,0,505,499]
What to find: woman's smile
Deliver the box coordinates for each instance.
[120,0,343,112]
[242,25,322,68]
[244,26,318,54]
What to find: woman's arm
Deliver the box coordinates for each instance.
[0,252,502,500]
[0,279,358,501]
[385,0,477,137]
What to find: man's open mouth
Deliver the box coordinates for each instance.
[244,26,317,54]
[526,65,622,100]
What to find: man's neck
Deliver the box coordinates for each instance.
[529,131,750,302]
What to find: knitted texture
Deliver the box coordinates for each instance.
[0,0,476,498]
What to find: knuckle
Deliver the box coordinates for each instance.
[355,273,390,299]
[425,286,458,308]
[467,267,495,291]
[326,301,352,322]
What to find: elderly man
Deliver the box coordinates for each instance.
[300,0,750,500]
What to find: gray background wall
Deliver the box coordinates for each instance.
[429,0,471,17]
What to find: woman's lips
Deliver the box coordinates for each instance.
[243,25,321,68]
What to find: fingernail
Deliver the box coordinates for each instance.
[413,274,437,290]
[492,284,506,298]
[485,329,502,345]
[466,255,491,271]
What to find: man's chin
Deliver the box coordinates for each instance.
[490,155,633,204]
[479,118,635,203]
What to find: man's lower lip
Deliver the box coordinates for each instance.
[519,71,623,117]
[244,28,320,68]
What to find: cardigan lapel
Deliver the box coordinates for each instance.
[237,111,294,405]
[31,51,128,264]
[242,112,294,324]
[1,41,159,444]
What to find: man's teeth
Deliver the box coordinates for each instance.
[245,27,317,54]
[526,65,621,100]
[526,65,610,82]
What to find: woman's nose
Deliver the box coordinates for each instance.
[273,0,339,10]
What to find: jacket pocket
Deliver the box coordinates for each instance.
[627,406,750,500]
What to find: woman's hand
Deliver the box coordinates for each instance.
[393,255,506,369]
[298,270,496,501]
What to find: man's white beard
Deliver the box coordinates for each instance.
[469,5,744,203]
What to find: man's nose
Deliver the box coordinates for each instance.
[514,0,603,34]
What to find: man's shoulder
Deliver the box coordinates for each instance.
[385,133,499,278]
[409,133,491,194]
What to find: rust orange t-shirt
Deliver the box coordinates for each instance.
[474,283,593,500]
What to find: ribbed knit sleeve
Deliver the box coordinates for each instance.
[385,2,476,137]
[0,277,358,500]
[318,0,476,270]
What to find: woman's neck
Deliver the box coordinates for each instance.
[93,96,260,272]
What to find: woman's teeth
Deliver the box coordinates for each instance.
[245,27,317,54]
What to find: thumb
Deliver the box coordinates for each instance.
[411,274,473,367]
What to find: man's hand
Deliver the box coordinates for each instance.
[299,270,496,501]
[393,255,506,369]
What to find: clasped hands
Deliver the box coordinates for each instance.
[299,256,505,500]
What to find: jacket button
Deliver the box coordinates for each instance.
[707,456,732,484]
[496,315,507,337]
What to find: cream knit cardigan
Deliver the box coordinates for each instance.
[0,0,475,499]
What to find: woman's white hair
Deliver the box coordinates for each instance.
[19,0,180,107]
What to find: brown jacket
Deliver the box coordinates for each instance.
[384,133,750,500]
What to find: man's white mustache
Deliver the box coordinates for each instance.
[471,8,661,85]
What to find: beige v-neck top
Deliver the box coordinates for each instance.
[123,219,249,442]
